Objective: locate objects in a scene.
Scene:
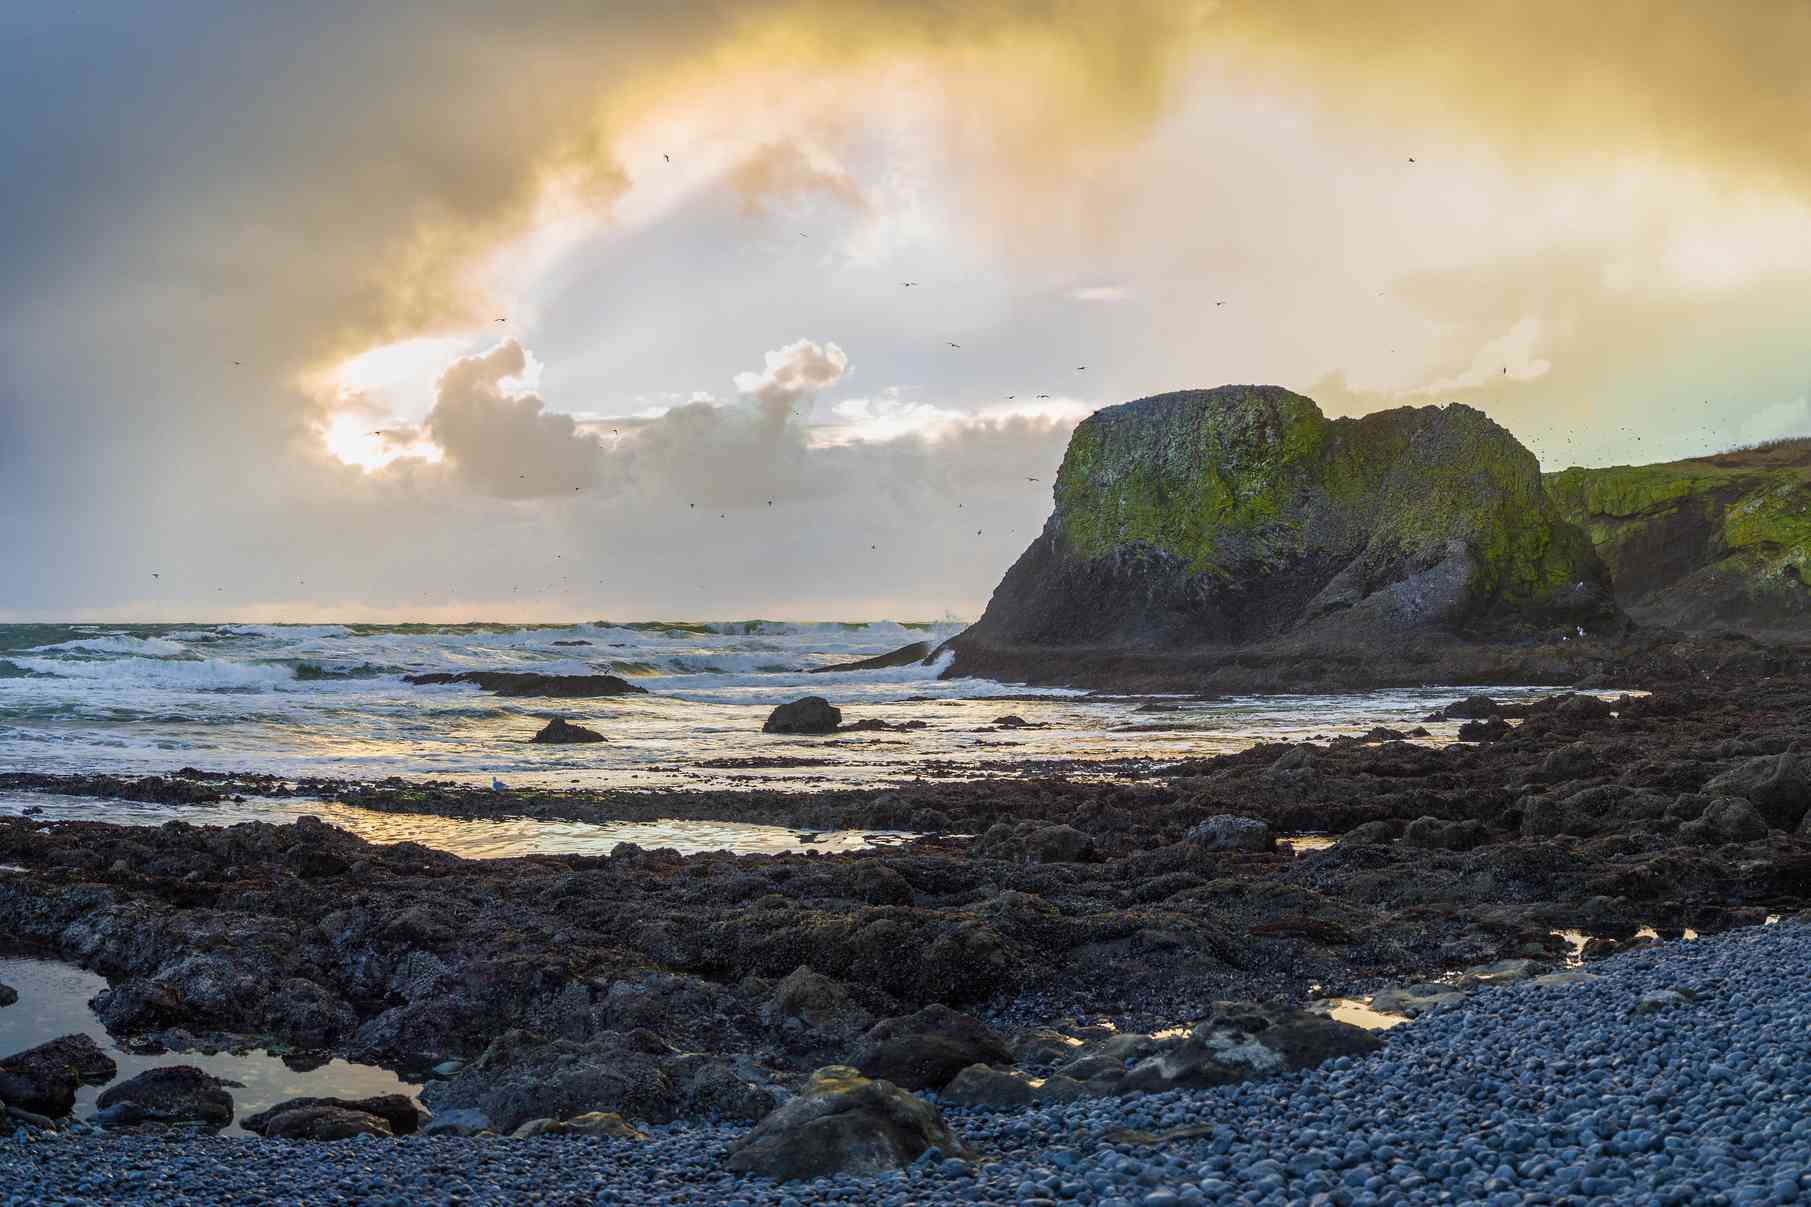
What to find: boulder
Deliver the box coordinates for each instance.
[1186,815,1273,852]
[420,1029,776,1135]
[1023,824,1095,864]
[763,697,843,735]
[94,1066,234,1129]
[1458,717,1512,742]
[1537,742,1604,784]
[855,1004,1013,1091]
[0,1033,117,1117]
[242,1094,425,1136]
[0,982,15,1008]
[1680,797,1770,844]
[1337,819,1402,846]
[724,1065,973,1182]
[510,1111,648,1140]
[1702,754,1811,831]
[1442,695,1503,719]
[1401,816,1487,851]
[761,967,875,1055]
[261,1105,393,1140]
[1116,1002,1384,1093]
[531,717,607,744]
[1632,988,1697,1015]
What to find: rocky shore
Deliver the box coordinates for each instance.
[4,918,1807,1204]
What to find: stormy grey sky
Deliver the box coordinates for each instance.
[3,2,1809,621]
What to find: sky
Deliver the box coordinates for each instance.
[3,1,1809,623]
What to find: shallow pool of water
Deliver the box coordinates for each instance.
[0,956,420,1135]
[0,792,914,859]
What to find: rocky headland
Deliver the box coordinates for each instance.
[944,386,1621,691]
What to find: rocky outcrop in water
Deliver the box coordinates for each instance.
[94,1066,234,1129]
[763,697,842,734]
[403,672,647,698]
[947,386,1618,690]
[1547,440,1811,634]
[0,1034,116,1116]
[808,642,933,674]
[531,717,606,744]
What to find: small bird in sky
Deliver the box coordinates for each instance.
[870,544,877,550]
[799,232,809,238]
[1036,394,1050,399]
[1026,477,1039,482]
[976,529,982,535]
[232,360,242,365]
[767,500,773,506]
[901,282,916,287]
[1006,395,1015,400]
[495,317,506,323]
[1408,156,1416,163]
[689,502,695,508]
[947,342,960,348]
[370,430,384,436]
[1215,301,1225,307]
[1076,366,1086,371]
[151,572,160,579]
[663,153,670,162]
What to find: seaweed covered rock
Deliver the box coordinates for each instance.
[1547,440,1811,633]
[948,387,1616,689]
[724,1065,972,1182]
[763,697,843,735]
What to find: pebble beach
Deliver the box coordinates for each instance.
[7,918,1807,1206]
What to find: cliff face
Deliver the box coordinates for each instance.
[947,386,1618,688]
[1546,440,1811,633]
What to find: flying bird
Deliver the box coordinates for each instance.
[232,360,242,365]
[901,282,917,287]
[1408,156,1416,163]
[663,153,670,162]
[1036,394,1050,399]
[495,317,507,323]
[1026,477,1039,482]
[1215,301,1225,307]
[1006,395,1015,400]
[947,342,960,348]
[151,572,160,579]
[1076,366,1086,371]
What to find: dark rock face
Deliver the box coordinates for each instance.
[1702,754,1811,831]
[403,672,647,698]
[1681,798,1770,844]
[0,1034,117,1117]
[531,717,607,744]
[855,1005,1012,1091]
[809,642,933,674]
[94,1066,234,1129]
[763,697,843,735]
[0,982,15,1007]
[946,387,1618,691]
[1547,441,1811,634]
[242,1094,425,1136]
[724,1066,973,1182]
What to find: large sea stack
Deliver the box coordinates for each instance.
[946,386,1619,690]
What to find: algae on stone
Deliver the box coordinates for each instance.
[1546,440,1811,631]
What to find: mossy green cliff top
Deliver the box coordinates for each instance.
[1546,440,1811,630]
[1050,386,1601,621]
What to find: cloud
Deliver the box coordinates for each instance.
[424,341,605,498]
[730,338,850,417]
[727,141,865,218]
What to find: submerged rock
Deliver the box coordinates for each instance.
[808,642,932,674]
[724,1065,973,1182]
[530,717,607,744]
[763,697,843,735]
[94,1066,234,1129]
[402,671,647,698]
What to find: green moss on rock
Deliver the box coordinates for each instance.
[1546,444,1811,630]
